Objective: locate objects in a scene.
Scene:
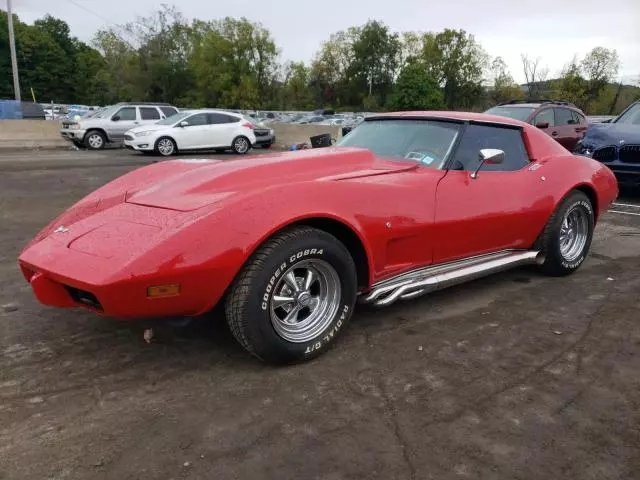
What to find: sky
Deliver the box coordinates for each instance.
[9,0,640,84]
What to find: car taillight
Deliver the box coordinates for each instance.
[242,121,254,129]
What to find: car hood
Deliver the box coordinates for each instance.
[582,123,640,147]
[127,124,168,134]
[126,148,417,211]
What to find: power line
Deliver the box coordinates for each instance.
[61,0,136,42]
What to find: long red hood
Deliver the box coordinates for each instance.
[125,148,417,211]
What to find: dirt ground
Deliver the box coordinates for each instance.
[0,149,639,480]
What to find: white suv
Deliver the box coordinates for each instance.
[124,109,257,156]
[60,103,179,150]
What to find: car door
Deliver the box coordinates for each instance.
[108,106,139,140]
[172,112,211,149]
[433,123,550,264]
[552,107,577,149]
[568,110,588,151]
[531,107,555,140]
[206,113,242,147]
[138,106,161,127]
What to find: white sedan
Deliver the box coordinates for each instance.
[124,109,257,156]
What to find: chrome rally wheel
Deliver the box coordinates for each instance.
[559,205,590,263]
[537,190,594,276]
[225,226,358,363]
[269,259,341,343]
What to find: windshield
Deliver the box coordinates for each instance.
[337,119,461,168]
[614,103,640,125]
[484,106,535,122]
[90,105,118,118]
[156,111,191,125]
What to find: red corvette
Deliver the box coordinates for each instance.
[19,112,618,363]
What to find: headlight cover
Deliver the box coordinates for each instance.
[135,131,153,138]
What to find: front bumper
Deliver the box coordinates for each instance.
[575,142,640,187]
[124,137,155,151]
[18,207,223,319]
[60,129,86,142]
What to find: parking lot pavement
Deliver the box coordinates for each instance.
[1,152,639,480]
[0,146,277,171]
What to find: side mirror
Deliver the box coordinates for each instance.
[535,121,549,129]
[471,148,504,179]
[112,115,120,122]
[179,121,189,128]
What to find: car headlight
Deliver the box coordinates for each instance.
[135,131,152,137]
[269,129,274,135]
[70,123,82,130]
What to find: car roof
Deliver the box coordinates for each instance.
[493,103,542,108]
[367,111,530,128]
[185,109,241,116]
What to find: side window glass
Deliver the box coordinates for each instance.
[185,113,208,126]
[532,109,554,127]
[139,107,160,120]
[113,107,136,121]
[554,108,573,126]
[208,113,236,124]
[450,124,529,172]
[571,111,584,125]
[160,107,178,118]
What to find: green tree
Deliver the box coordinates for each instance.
[550,57,589,110]
[387,61,443,110]
[309,28,358,107]
[581,47,620,109]
[347,21,401,107]
[282,61,314,110]
[188,17,278,109]
[488,57,523,105]
[420,29,488,109]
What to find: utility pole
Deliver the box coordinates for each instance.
[7,0,22,101]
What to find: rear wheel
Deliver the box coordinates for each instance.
[155,137,177,157]
[84,130,106,150]
[536,190,594,276]
[225,226,357,363]
[231,136,251,154]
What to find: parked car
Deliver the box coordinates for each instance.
[574,101,640,188]
[0,100,45,120]
[60,102,179,150]
[485,100,588,151]
[124,109,257,156]
[19,111,617,363]
[251,119,276,149]
[588,115,616,124]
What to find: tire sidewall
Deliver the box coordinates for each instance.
[156,137,176,156]
[243,235,357,362]
[548,194,594,272]
[232,136,250,154]
[85,131,105,150]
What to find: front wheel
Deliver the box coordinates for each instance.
[225,226,358,363]
[155,137,177,157]
[536,190,594,276]
[84,130,106,150]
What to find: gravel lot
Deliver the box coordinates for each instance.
[1,149,639,480]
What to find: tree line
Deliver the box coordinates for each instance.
[1,5,638,114]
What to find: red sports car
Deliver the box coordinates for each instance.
[19,112,618,363]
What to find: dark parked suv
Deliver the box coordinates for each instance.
[485,100,588,151]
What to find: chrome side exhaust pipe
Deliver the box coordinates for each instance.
[362,250,543,307]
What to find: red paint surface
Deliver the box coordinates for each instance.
[19,112,618,319]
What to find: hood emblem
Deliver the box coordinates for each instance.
[54,226,70,234]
